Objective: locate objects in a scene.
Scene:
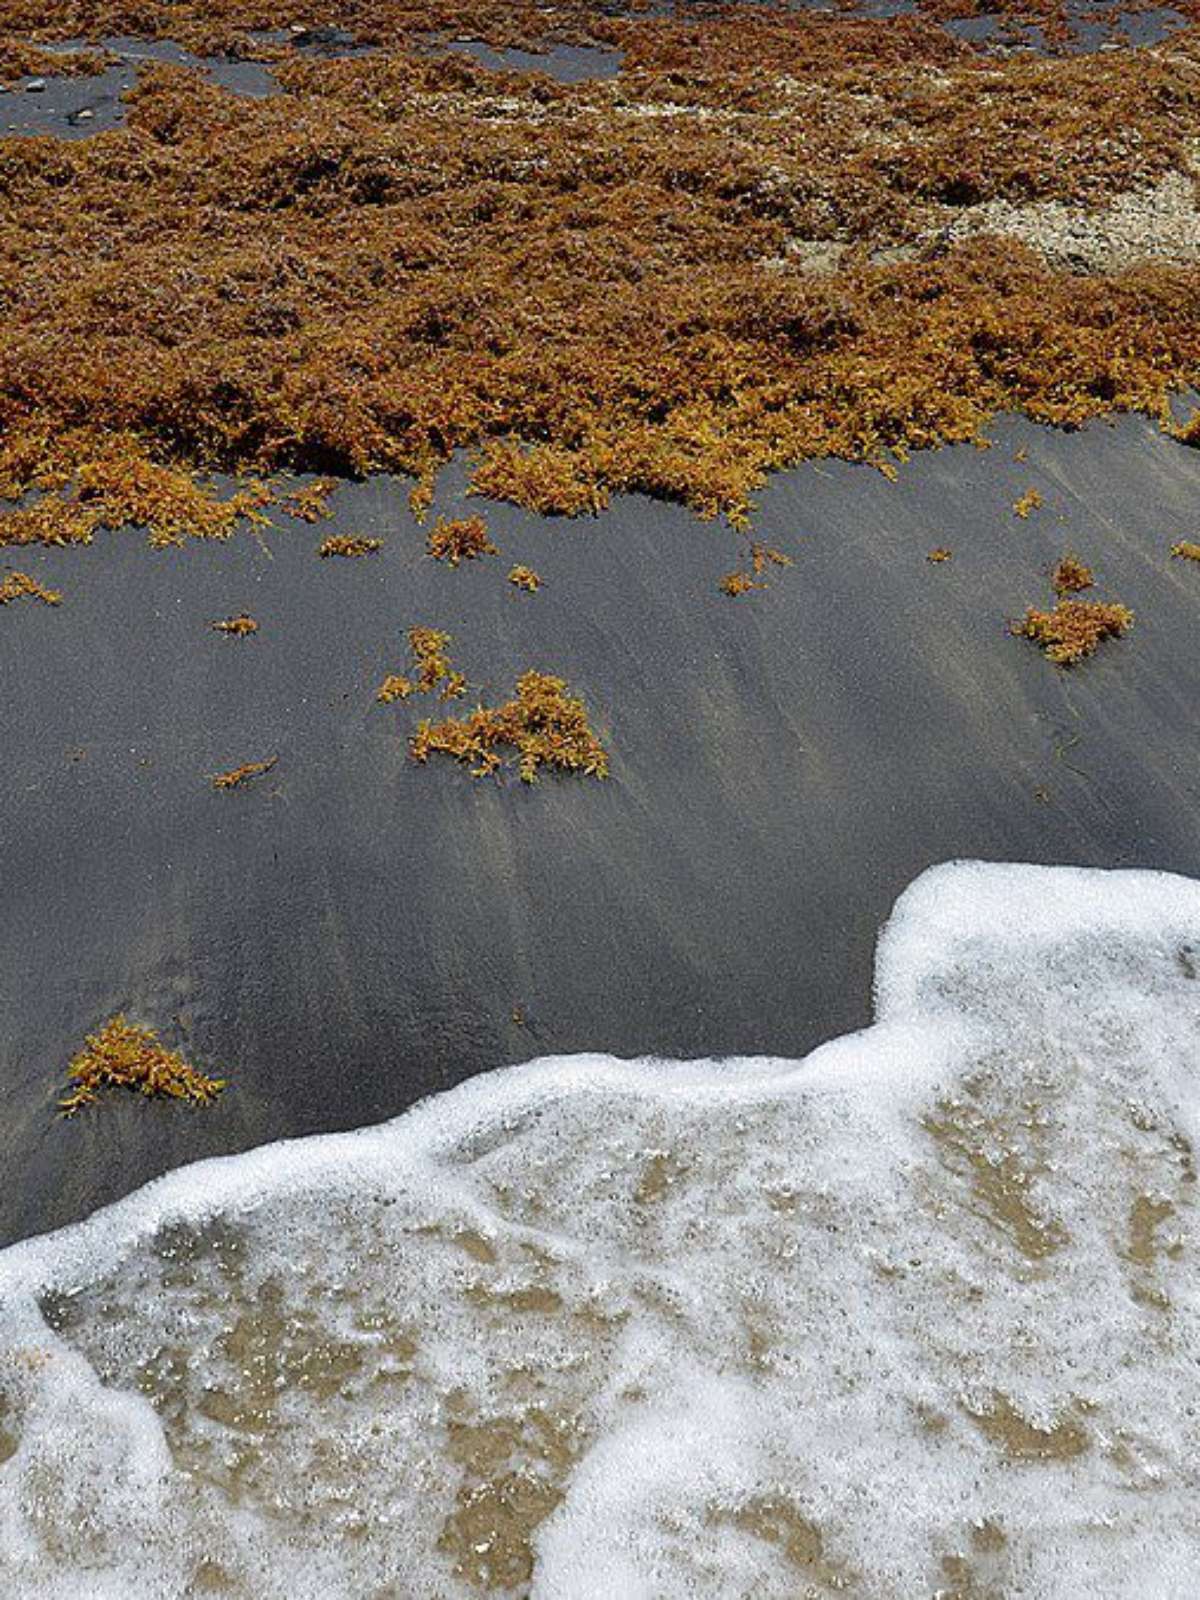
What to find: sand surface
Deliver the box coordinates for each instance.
[3,409,1200,1245]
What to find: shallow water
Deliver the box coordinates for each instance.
[2,860,1199,1596]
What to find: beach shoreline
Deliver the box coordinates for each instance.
[4,407,1200,1246]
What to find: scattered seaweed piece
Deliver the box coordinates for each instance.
[927,547,952,563]
[408,464,437,525]
[1176,413,1200,448]
[1171,540,1200,562]
[377,626,466,702]
[0,570,60,606]
[59,1015,226,1116]
[1013,599,1133,665]
[508,565,541,593]
[212,612,258,636]
[376,673,415,703]
[1013,489,1043,519]
[212,756,277,789]
[411,627,459,694]
[428,515,497,567]
[284,478,338,523]
[719,572,762,597]
[750,542,792,575]
[411,670,608,784]
[1051,554,1093,595]
[318,535,382,558]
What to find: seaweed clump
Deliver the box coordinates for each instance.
[212,756,277,788]
[377,626,466,702]
[1051,554,1093,595]
[508,565,541,592]
[411,670,608,783]
[319,535,382,558]
[1171,540,1200,561]
[212,612,258,635]
[720,571,761,597]
[0,570,61,606]
[0,40,115,86]
[427,515,498,567]
[3,11,1200,540]
[720,541,791,595]
[1013,598,1133,664]
[1013,489,1043,519]
[59,1015,226,1116]
[283,478,338,523]
[0,440,272,552]
[927,547,952,562]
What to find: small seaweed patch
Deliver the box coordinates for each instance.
[1052,554,1093,595]
[1013,598,1133,665]
[212,613,258,636]
[1171,540,1200,562]
[719,571,762,597]
[283,478,338,523]
[411,670,608,784]
[721,541,792,595]
[0,570,60,606]
[428,515,497,567]
[212,756,277,789]
[377,626,466,702]
[1013,489,1043,519]
[60,1015,226,1116]
[408,465,437,525]
[318,535,381,558]
[508,565,541,593]
[750,542,792,576]
[927,547,952,563]
[376,673,415,703]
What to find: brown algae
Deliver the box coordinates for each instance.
[377,627,466,702]
[0,570,61,606]
[1051,554,1094,595]
[427,516,497,567]
[212,757,278,789]
[719,572,762,597]
[1013,598,1133,665]
[318,535,382,559]
[59,1015,226,1116]
[410,670,608,783]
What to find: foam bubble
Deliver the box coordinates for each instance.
[2,860,1200,1597]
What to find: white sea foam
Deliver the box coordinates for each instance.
[2,860,1200,1597]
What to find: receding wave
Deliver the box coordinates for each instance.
[2,860,1200,1598]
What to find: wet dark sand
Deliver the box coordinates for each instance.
[0,38,278,139]
[0,36,618,140]
[3,410,1200,1246]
